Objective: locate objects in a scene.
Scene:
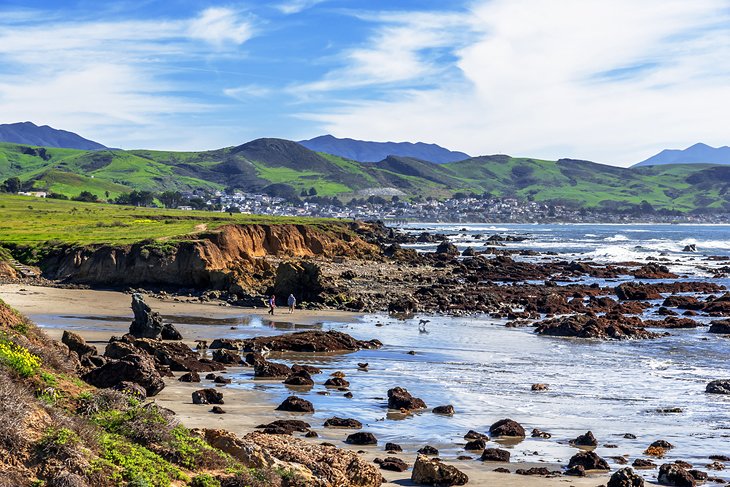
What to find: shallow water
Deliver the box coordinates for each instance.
[29,224,730,480]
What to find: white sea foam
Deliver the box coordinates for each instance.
[604,234,630,242]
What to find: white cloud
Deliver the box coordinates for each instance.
[223,84,273,100]
[297,0,730,165]
[188,7,254,46]
[276,0,328,15]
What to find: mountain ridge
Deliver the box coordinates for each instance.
[299,134,470,163]
[0,121,107,150]
[635,143,730,167]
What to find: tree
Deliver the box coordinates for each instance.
[72,191,99,202]
[308,187,318,196]
[128,190,154,207]
[159,191,183,209]
[1,177,21,194]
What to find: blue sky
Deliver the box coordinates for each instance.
[0,0,728,165]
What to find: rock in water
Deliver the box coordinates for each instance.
[411,455,468,486]
[387,387,427,410]
[435,240,459,256]
[128,293,182,339]
[658,463,696,486]
[706,380,730,394]
[567,451,610,470]
[571,431,598,447]
[489,418,526,437]
[608,467,644,487]
[276,396,314,412]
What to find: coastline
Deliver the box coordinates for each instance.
[0,283,614,486]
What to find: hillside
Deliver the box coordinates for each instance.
[635,143,730,167]
[299,134,470,163]
[1,139,730,212]
[0,122,106,150]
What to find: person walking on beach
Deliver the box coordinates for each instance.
[287,293,296,313]
[268,295,276,315]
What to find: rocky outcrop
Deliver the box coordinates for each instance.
[489,418,525,437]
[535,314,662,340]
[658,463,696,486]
[81,353,165,396]
[480,448,510,462]
[345,432,377,445]
[567,451,610,470]
[106,335,225,373]
[706,380,730,394]
[608,467,645,487]
[411,455,468,486]
[276,396,314,412]
[571,431,598,447]
[324,417,362,429]
[709,320,730,333]
[192,388,224,405]
[211,330,382,353]
[387,387,427,410]
[129,293,165,338]
[61,330,97,358]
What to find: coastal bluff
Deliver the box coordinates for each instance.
[37,222,380,292]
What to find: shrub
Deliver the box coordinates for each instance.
[0,336,41,377]
[190,474,221,487]
[0,372,33,452]
[97,433,188,486]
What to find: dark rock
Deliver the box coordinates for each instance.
[110,381,146,400]
[481,448,510,462]
[531,383,548,391]
[218,330,382,353]
[651,440,674,449]
[388,295,419,314]
[432,405,455,415]
[346,432,377,445]
[565,465,586,477]
[129,293,165,338]
[323,417,362,429]
[607,467,645,487]
[61,330,97,358]
[683,244,697,252]
[531,428,551,439]
[462,247,476,257]
[178,371,200,382]
[418,445,439,455]
[291,364,322,375]
[160,322,183,340]
[254,359,292,378]
[210,406,226,414]
[688,470,707,481]
[489,418,525,437]
[212,349,242,365]
[255,420,310,435]
[571,431,598,447]
[379,457,408,472]
[214,375,231,384]
[411,455,468,486]
[515,467,551,476]
[535,313,661,340]
[658,463,696,486]
[464,439,487,451]
[436,240,459,256]
[274,260,324,303]
[276,396,314,413]
[493,467,511,474]
[616,283,662,301]
[633,459,656,468]
[205,373,217,380]
[706,380,730,394]
[624,433,638,439]
[324,377,350,387]
[284,368,314,386]
[567,451,609,470]
[305,430,318,438]
[192,388,223,405]
[387,387,427,410]
[82,354,165,396]
[464,430,488,441]
[709,320,730,334]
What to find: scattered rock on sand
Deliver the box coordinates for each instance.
[192,388,224,405]
[489,418,525,437]
[658,463,696,486]
[255,420,311,435]
[387,387,427,410]
[411,454,468,486]
[345,432,377,445]
[210,406,225,414]
[178,371,200,382]
[418,445,439,455]
[385,442,402,452]
[607,467,645,487]
[571,431,598,447]
[253,359,292,378]
[565,465,586,476]
[464,439,487,451]
[323,417,362,429]
[275,396,314,413]
[378,457,409,472]
[480,448,510,462]
[567,451,610,470]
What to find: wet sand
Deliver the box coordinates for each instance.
[0,284,612,486]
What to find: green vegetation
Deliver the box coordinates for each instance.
[0,335,42,377]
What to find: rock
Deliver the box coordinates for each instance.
[276,396,314,413]
[624,433,638,439]
[323,417,362,429]
[274,260,325,303]
[160,322,183,340]
[212,349,241,365]
[464,439,487,451]
[418,445,439,455]
[215,330,382,353]
[643,317,700,329]
[535,313,661,340]
[178,371,201,382]
[387,387,427,410]
[110,381,147,400]
[324,377,350,387]
[192,388,224,405]
[210,406,226,414]
[214,375,231,384]
[658,463,696,486]
[388,295,419,314]
[464,430,488,441]
[706,461,725,470]
[531,428,552,439]
[291,364,322,375]
[254,359,292,378]
[516,467,552,476]
[607,467,645,487]
[567,451,610,470]
[106,335,224,373]
[493,467,511,473]
[385,442,402,452]
[489,418,525,437]
[683,244,697,252]
[255,420,311,435]
[305,431,318,438]
[565,465,586,476]
[284,369,314,386]
[571,431,598,447]
[61,330,97,358]
[432,405,455,415]
[663,295,701,309]
[633,459,656,468]
[82,353,165,396]
[688,470,707,481]
[709,320,730,334]
[706,380,730,394]
[650,440,674,449]
[129,293,165,338]
[531,383,548,391]
[345,432,377,445]
[379,457,408,472]
[411,455,468,486]
[633,264,678,279]
[616,283,662,301]
[481,448,510,462]
[462,247,476,257]
[436,240,459,256]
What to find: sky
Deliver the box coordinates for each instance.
[0,0,728,166]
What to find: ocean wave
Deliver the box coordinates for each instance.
[604,234,630,242]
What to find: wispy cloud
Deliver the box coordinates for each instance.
[298,0,730,165]
[276,0,328,15]
[188,7,254,46]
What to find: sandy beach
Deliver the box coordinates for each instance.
[0,283,614,486]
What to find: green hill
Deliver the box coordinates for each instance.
[1,139,729,212]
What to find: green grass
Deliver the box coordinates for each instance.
[0,194,338,247]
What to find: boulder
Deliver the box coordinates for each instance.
[255,420,311,435]
[254,359,292,378]
[411,455,468,486]
[220,330,382,353]
[658,463,696,486]
[192,388,224,405]
[379,457,408,472]
[480,448,510,462]
[61,330,97,358]
[706,380,730,394]
[571,431,598,447]
[489,418,525,437]
[535,314,661,340]
[462,247,476,257]
[435,241,459,256]
[212,348,241,365]
[284,369,314,386]
[388,295,419,314]
[418,445,439,455]
[324,417,362,429]
[387,387,427,410]
[531,383,548,391]
[608,468,644,487]
[615,283,661,301]
[160,322,183,340]
[178,371,200,382]
[709,320,730,334]
[324,377,350,388]
[432,405,455,415]
[345,432,377,445]
[129,293,165,338]
[274,261,325,303]
[567,451,609,470]
[385,442,403,452]
[82,353,165,396]
[464,430,488,441]
[633,459,656,468]
[110,381,147,400]
[214,375,231,384]
[276,396,314,413]
[464,439,487,451]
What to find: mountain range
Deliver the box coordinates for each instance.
[0,122,107,150]
[634,143,730,167]
[298,134,470,163]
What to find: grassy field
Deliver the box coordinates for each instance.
[0,194,335,247]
